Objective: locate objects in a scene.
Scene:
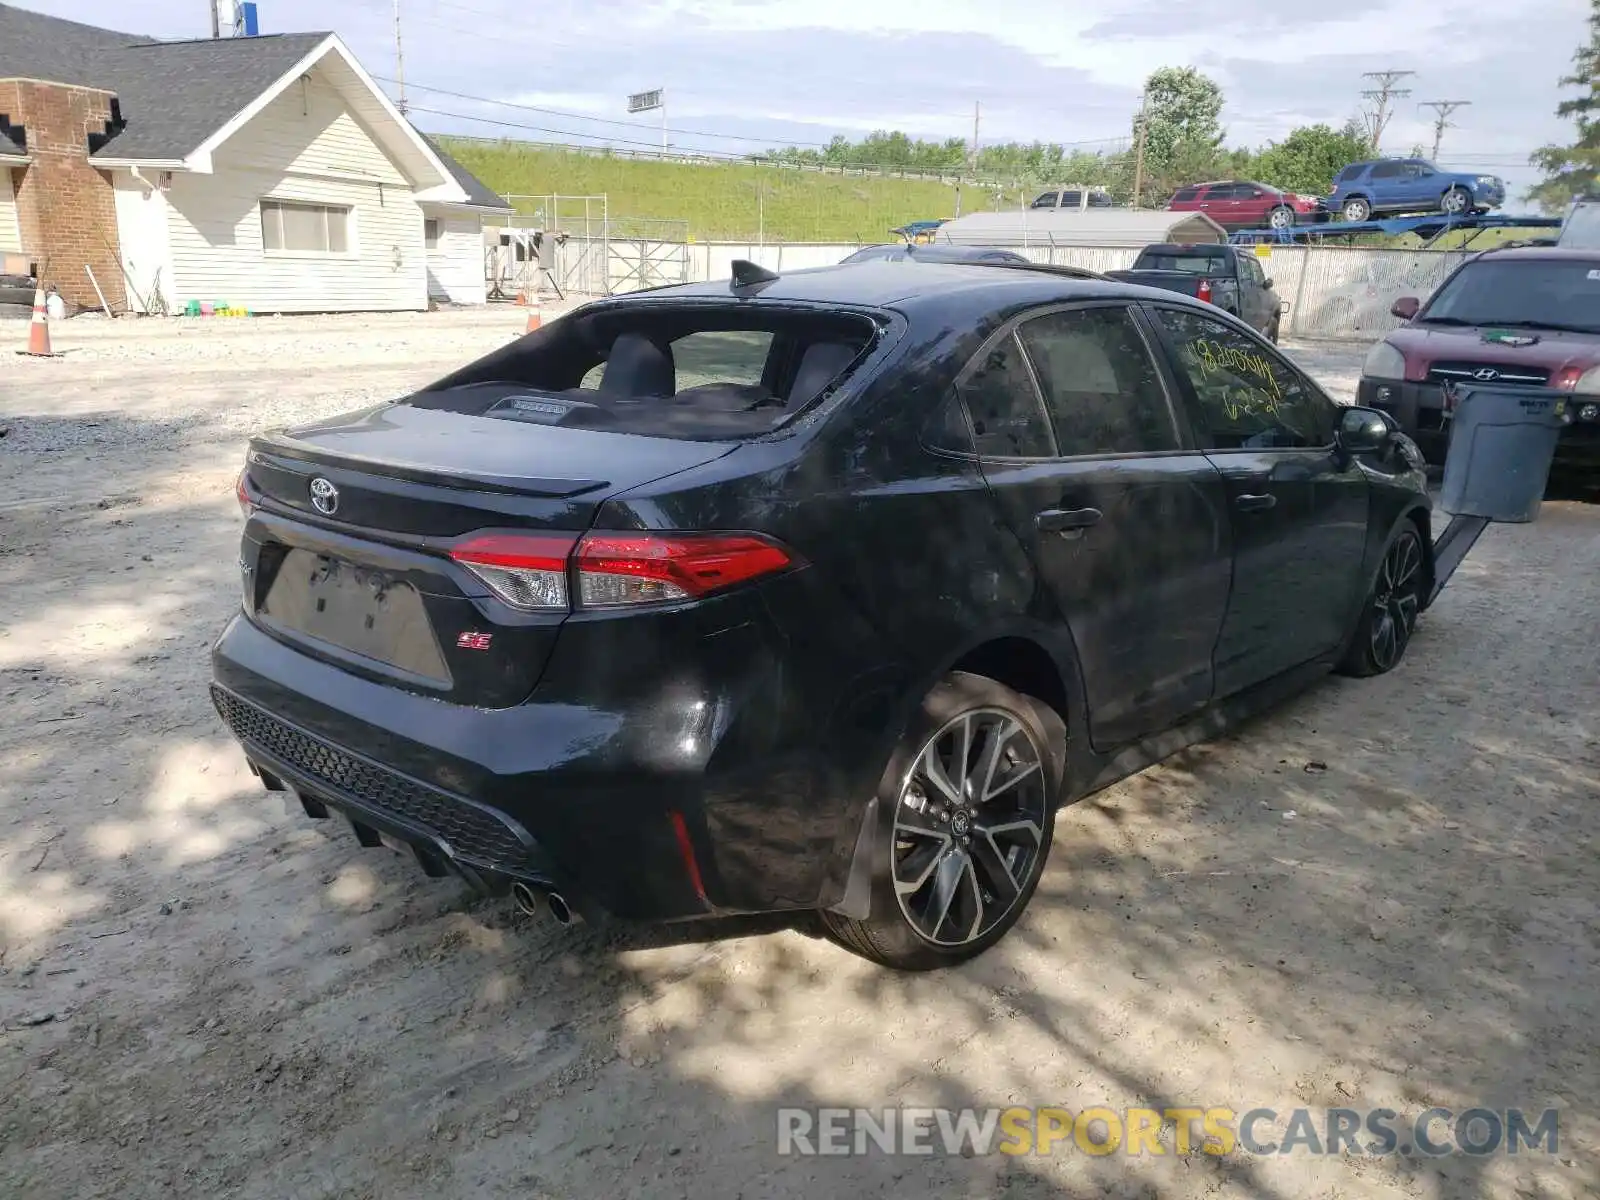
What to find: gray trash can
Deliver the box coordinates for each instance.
[1439,383,1569,522]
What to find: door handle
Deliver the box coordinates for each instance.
[1036,507,1102,533]
[1234,493,1277,512]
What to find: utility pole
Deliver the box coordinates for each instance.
[1131,88,1149,209]
[1419,100,1471,161]
[957,100,979,218]
[210,0,220,38]
[393,0,407,115]
[1360,69,1414,153]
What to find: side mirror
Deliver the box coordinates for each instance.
[1263,277,1274,288]
[1390,296,1420,320]
[1338,405,1395,453]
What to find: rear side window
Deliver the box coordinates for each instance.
[1370,161,1403,179]
[1017,307,1179,455]
[958,334,1054,458]
[1030,192,1060,209]
[1337,164,1364,182]
[1172,187,1200,203]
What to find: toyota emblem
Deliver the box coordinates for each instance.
[1472,367,1499,381]
[309,477,340,515]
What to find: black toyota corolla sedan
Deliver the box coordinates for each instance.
[213,260,1433,970]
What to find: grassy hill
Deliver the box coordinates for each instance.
[437,138,964,242]
[439,137,1551,250]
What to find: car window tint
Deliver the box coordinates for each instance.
[1337,165,1363,182]
[924,394,974,453]
[1240,256,1265,285]
[959,333,1054,458]
[1370,162,1402,179]
[1030,192,1059,209]
[1172,187,1200,203]
[1017,308,1179,455]
[1153,308,1333,450]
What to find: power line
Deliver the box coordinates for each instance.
[1361,70,1415,151]
[1419,100,1472,161]
[388,77,1131,158]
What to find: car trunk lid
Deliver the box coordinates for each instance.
[240,402,738,707]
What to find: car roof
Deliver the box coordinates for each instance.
[600,260,1177,312]
[1470,245,1600,264]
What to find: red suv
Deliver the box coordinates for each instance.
[1168,180,1326,231]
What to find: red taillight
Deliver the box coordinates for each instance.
[574,532,794,608]
[236,470,253,517]
[447,530,796,612]
[1197,278,1214,304]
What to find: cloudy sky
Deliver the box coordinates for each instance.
[18,0,1588,207]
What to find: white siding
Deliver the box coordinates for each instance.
[111,172,174,313]
[162,65,425,313]
[422,207,485,304]
[0,167,20,253]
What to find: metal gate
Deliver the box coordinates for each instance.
[607,238,690,293]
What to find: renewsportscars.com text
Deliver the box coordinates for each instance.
[775,1106,1560,1158]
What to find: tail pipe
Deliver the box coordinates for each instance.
[510,881,580,926]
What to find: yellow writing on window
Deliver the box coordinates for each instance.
[1186,338,1283,403]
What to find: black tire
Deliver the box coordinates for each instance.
[1441,187,1471,216]
[1337,524,1426,678]
[1342,197,1371,222]
[1268,205,1296,231]
[821,671,1063,970]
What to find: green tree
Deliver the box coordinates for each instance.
[1127,67,1228,204]
[1529,0,1600,211]
[1248,119,1373,194]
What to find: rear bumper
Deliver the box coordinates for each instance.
[211,596,883,922]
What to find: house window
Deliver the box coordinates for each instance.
[424,218,441,249]
[260,200,352,254]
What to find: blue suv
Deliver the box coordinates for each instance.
[1329,159,1506,222]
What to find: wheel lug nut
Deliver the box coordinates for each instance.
[937,810,949,822]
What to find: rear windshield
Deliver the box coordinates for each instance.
[1420,259,1600,334]
[1135,249,1230,274]
[409,304,883,440]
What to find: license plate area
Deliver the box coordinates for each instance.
[259,548,451,684]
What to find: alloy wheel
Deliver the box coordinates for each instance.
[891,708,1049,948]
[1269,207,1292,230]
[1369,532,1423,671]
[1442,189,1469,215]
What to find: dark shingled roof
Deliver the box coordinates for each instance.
[0,3,508,208]
[415,131,513,210]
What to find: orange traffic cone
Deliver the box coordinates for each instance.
[525,297,542,334]
[20,285,58,357]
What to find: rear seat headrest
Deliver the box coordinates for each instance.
[599,333,675,398]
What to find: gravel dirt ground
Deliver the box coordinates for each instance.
[1,309,1597,1200]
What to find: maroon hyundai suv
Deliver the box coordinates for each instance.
[1355,246,1600,468]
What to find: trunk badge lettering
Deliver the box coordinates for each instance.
[457,631,493,650]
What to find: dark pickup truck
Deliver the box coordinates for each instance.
[1106,243,1285,341]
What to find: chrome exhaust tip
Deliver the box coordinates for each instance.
[547,892,578,926]
[510,881,546,918]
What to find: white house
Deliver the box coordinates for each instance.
[0,4,511,313]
